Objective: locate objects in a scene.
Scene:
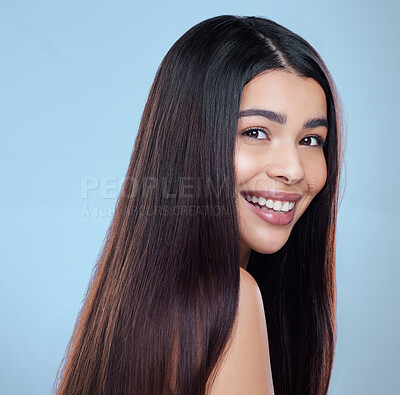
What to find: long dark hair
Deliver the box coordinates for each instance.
[53,15,343,395]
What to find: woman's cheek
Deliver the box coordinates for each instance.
[305,153,327,197]
[235,148,261,185]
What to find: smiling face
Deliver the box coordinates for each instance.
[235,70,328,268]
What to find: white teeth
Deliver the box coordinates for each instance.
[266,199,274,209]
[258,197,267,206]
[281,202,289,212]
[243,193,296,212]
[273,201,282,210]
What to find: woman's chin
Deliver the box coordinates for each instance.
[245,233,291,255]
[252,244,285,255]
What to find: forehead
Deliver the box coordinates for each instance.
[241,70,327,118]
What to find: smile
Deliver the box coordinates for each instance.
[240,190,302,226]
[244,194,295,212]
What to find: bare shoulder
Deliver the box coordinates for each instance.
[206,267,275,395]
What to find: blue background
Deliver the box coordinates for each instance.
[1,1,399,394]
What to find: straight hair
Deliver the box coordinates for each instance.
[54,15,343,395]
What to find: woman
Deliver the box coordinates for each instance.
[54,15,343,395]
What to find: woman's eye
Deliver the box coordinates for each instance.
[241,128,269,140]
[300,135,325,147]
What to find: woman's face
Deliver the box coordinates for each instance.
[235,70,328,268]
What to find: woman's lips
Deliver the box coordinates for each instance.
[240,192,299,226]
[242,190,302,202]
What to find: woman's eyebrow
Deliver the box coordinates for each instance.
[239,109,286,124]
[303,118,328,129]
[239,109,328,129]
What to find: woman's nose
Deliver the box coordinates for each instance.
[265,148,305,185]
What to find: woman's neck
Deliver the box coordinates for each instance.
[240,240,251,270]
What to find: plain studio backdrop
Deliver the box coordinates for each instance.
[0,1,399,394]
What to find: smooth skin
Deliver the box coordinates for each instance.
[236,70,328,269]
[206,267,274,395]
[208,70,328,394]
